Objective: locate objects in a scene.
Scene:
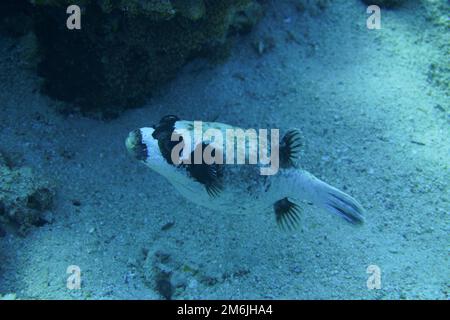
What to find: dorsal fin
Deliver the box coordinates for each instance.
[279,129,303,168]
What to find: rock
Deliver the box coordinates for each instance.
[139,243,214,299]
[155,273,174,300]
[23,0,262,117]
[173,0,206,21]
[428,62,450,97]
[141,246,177,299]
[0,152,55,236]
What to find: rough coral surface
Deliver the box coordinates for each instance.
[27,0,261,117]
[0,153,54,236]
[0,0,33,37]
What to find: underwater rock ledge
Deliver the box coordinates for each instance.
[24,0,263,117]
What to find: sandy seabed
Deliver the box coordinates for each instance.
[0,0,448,299]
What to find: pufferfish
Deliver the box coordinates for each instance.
[126,115,364,229]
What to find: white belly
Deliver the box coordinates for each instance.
[169,163,279,214]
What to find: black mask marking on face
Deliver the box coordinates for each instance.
[152,115,180,165]
[152,116,223,197]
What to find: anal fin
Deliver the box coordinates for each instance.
[274,197,302,230]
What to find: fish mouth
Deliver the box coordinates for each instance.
[126,129,148,161]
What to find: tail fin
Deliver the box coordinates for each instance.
[310,177,365,224]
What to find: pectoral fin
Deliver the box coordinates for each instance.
[185,143,223,197]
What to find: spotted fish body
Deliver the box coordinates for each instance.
[126,115,365,229]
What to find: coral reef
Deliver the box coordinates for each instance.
[0,0,33,37]
[139,245,182,300]
[0,152,54,236]
[21,0,262,117]
[135,242,251,299]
